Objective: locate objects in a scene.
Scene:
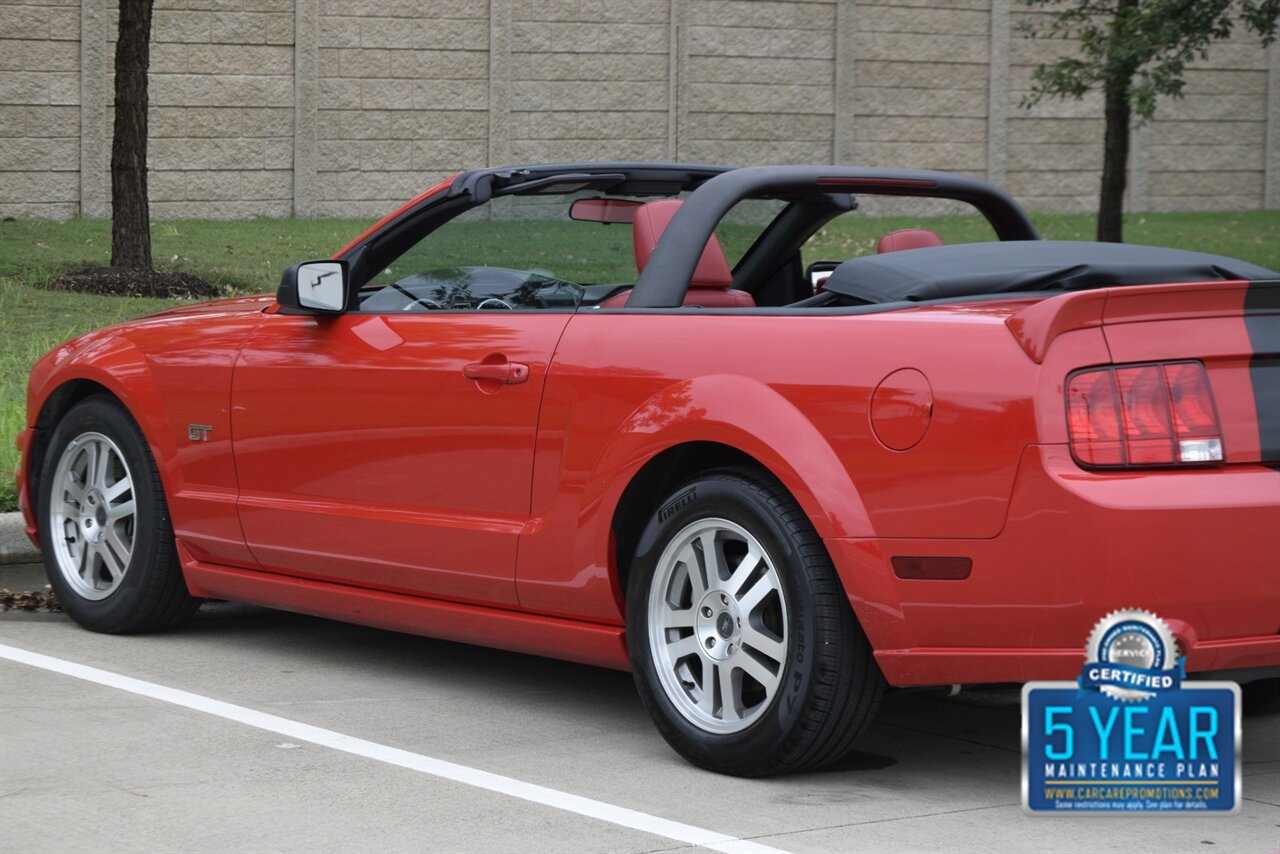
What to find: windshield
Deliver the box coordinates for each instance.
[367,192,638,289]
[358,188,786,311]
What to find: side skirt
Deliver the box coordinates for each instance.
[179,543,630,671]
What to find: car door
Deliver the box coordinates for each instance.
[230,309,569,607]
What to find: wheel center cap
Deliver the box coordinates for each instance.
[82,489,107,542]
[695,590,741,662]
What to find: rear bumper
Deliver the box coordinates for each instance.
[865,637,1280,687]
[828,444,1280,686]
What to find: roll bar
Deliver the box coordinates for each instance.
[627,166,1040,308]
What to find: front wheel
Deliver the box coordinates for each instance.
[626,469,884,776]
[37,395,200,633]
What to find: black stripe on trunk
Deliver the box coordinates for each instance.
[1244,281,1280,463]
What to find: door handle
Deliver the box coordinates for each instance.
[463,361,530,384]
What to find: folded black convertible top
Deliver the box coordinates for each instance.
[822,240,1279,304]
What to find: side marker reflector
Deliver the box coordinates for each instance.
[892,556,973,580]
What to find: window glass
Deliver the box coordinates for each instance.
[360,191,640,312]
[716,199,787,267]
[359,190,790,312]
[801,197,999,270]
[380,194,646,285]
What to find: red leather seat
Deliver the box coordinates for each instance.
[876,228,943,253]
[601,199,755,308]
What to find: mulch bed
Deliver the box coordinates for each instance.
[48,267,225,299]
[0,587,61,612]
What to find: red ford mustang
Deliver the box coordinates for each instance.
[16,163,1280,775]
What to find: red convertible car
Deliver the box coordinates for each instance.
[16,163,1280,775]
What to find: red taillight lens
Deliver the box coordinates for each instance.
[1066,361,1223,469]
[1163,362,1219,438]
[1066,369,1124,465]
[1115,365,1177,464]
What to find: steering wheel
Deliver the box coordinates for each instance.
[476,297,514,310]
[388,282,445,312]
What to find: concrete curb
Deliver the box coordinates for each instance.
[0,512,40,565]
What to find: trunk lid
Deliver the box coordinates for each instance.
[1008,279,1280,464]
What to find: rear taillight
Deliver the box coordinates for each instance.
[1066,361,1223,468]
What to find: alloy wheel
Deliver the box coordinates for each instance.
[48,432,137,600]
[646,518,789,734]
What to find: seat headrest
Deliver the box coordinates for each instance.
[633,199,734,288]
[877,228,943,254]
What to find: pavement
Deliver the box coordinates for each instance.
[1,559,1278,853]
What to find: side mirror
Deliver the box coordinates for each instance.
[277,260,350,314]
[805,260,840,293]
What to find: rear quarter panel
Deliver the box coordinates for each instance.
[516,306,1059,623]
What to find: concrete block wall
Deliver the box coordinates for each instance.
[845,0,991,215]
[851,1,990,175]
[1005,4,1105,212]
[1,0,1277,219]
[680,0,837,165]
[309,0,489,218]
[146,0,296,218]
[1142,35,1272,212]
[505,0,670,164]
[0,0,81,218]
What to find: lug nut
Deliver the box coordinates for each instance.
[701,606,713,618]
[719,593,729,606]
[704,637,716,649]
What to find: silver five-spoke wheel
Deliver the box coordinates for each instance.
[629,470,884,775]
[647,518,788,734]
[48,432,136,600]
[39,395,199,632]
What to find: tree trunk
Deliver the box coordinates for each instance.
[110,0,154,271]
[1096,0,1139,244]
[1097,81,1130,243]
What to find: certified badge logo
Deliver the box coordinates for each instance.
[1022,609,1241,814]
[1081,609,1183,701]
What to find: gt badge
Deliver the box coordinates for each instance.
[188,424,213,442]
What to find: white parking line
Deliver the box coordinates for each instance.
[0,643,786,854]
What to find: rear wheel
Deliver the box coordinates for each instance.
[38,395,200,633]
[626,468,884,776]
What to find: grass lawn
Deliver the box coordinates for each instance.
[2,209,1278,512]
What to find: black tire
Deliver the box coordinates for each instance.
[626,468,884,776]
[37,395,200,633]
